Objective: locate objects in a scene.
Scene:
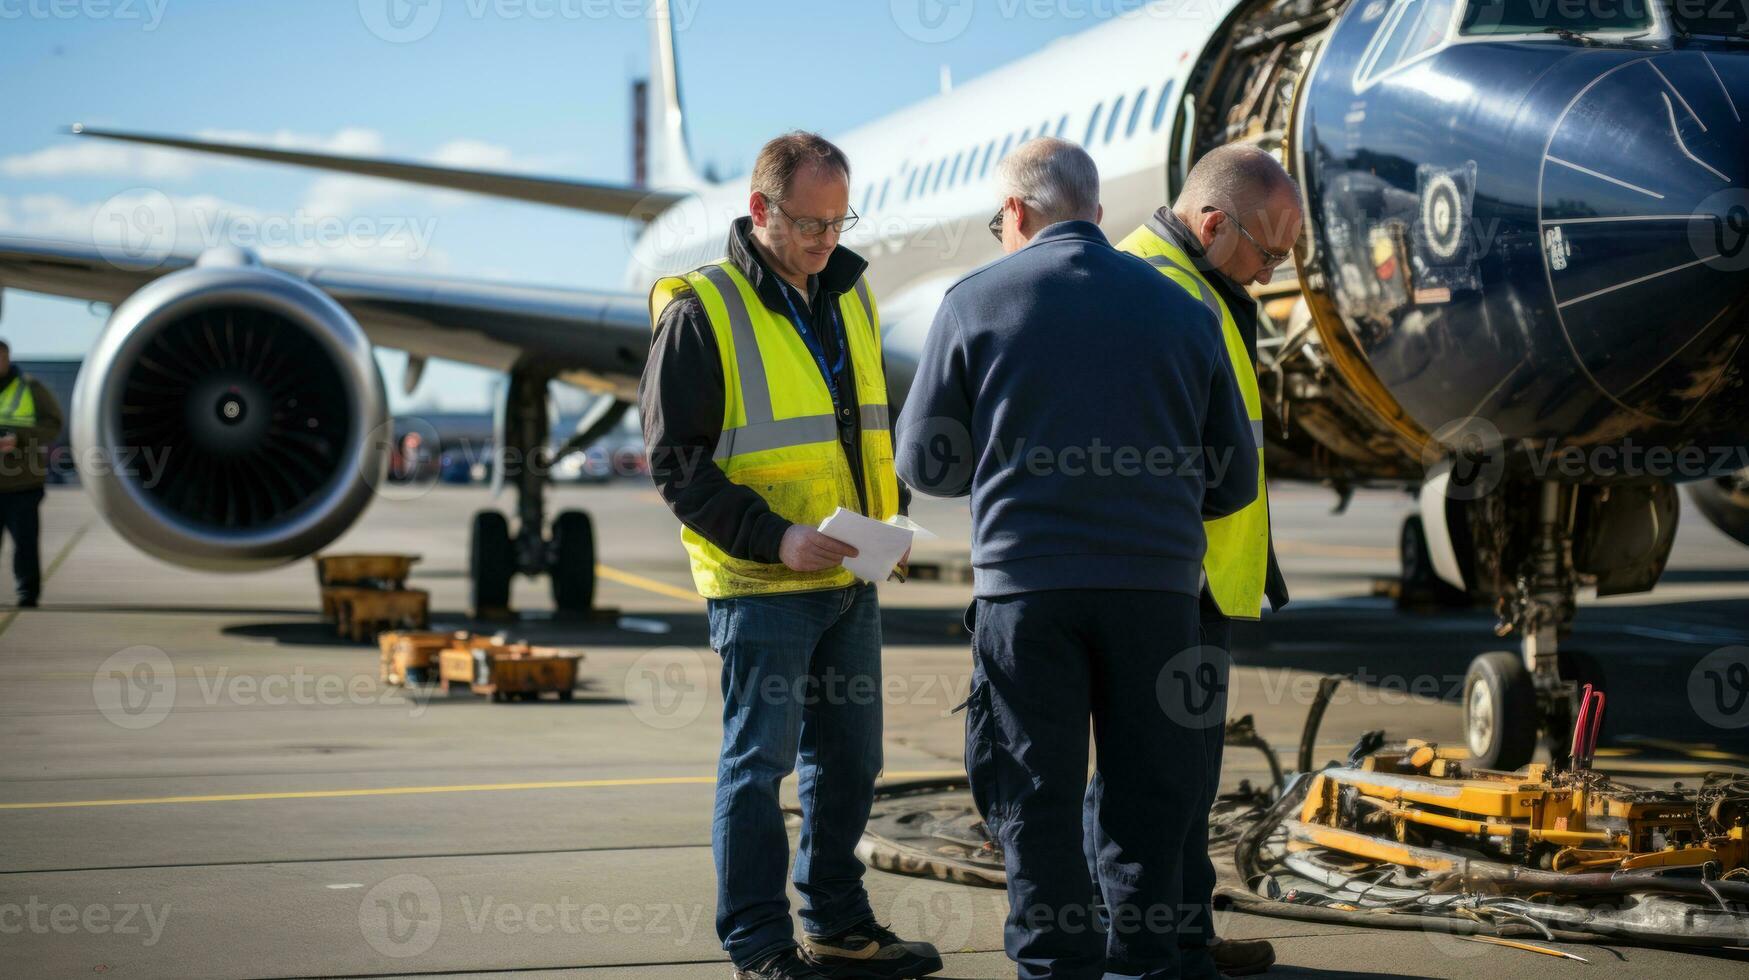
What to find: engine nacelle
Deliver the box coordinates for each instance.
[71,258,388,570]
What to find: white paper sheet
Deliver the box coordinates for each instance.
[817,508,926,583]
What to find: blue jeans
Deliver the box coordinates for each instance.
[966,589,1206,980]
[708,583,884,968]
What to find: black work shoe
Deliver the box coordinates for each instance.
[802,920,943,979]
[1212,937,1275,976]
[733,948,830,980]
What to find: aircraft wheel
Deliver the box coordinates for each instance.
[470,510,515,617]
[549,510,597,613]
[1464,652,1537,771]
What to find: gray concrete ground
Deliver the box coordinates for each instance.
[1,480,1747,978]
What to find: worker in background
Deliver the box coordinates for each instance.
[896,137,1258,980]
[0,339,64,608]
[640,132,940,980]
[1091,143,1301,978]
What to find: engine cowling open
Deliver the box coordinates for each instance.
[71,255,388,570]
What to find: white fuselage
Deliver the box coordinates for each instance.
[623,0,1242,379]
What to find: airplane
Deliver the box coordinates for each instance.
[1,0,1746,770]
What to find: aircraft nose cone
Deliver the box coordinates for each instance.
[1537,51,1749,422]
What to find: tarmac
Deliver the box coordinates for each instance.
[2,479,1748,979]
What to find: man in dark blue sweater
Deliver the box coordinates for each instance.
[895,138,1257,980]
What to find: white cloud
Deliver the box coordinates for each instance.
[0,190,450,273]
[0,141,199,180]
[192,126,389,157]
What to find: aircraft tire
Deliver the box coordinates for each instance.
[1464,651,1537,771]
[549,509,597,613]
[470,510,515,617]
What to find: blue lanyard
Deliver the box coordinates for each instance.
[778,282,846,408]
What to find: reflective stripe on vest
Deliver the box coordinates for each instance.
[650,259,899,599]
[0,376,37,429]
[1118,225,1271,619]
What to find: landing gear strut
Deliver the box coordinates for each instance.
[467,370,614,620]
[1462,482,1578,770]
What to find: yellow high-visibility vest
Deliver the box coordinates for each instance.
[0,375,37,429]
[649,259,899,598]
[1118,225,1270,619]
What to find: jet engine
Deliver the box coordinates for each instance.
[71,250,388,570]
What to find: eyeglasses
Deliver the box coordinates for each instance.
[773,201,859,237]
[988,208,1005,243]
[1204,206,1292,268]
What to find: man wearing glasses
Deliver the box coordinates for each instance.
[1097,143,1302,978]
[641,131,938,980]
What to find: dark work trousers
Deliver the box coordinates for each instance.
[1083,591,1230,980]
[965,589,1209,980]
[0,487,44,603]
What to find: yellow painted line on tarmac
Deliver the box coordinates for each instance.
[596,563,702,604]
[0,522,89,640]
[0,770,964,811]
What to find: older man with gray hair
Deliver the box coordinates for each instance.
[896,138,1259,979]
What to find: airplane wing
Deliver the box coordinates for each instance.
[65,125,686,220]
[0,234,653,397]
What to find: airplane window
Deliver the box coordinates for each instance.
[1084,103,1105,145]
[878,177,892,210]
[1125,86,1148,137]
[1105,94,1127,143]
[1152,80,1175,131]
[948,150,964,187]
[1055,114,1069,137]
[1460,0,1652,34]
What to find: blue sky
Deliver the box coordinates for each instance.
[2,0,1143,409]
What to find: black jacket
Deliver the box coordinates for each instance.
[1146,207,1291,613]
[639,217,906,564]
